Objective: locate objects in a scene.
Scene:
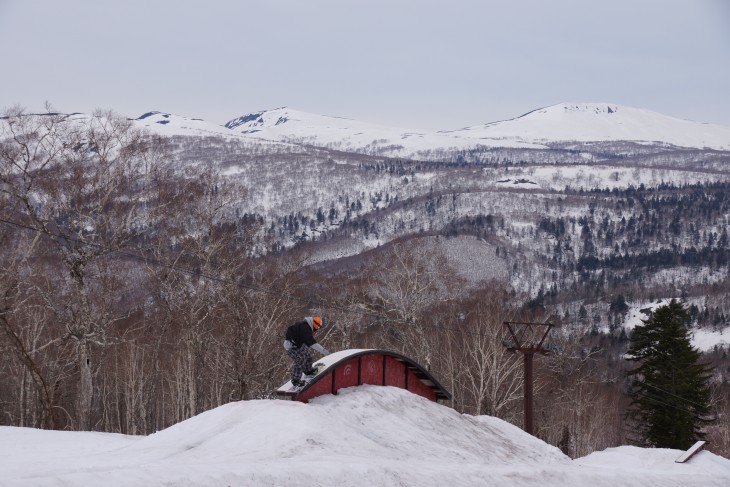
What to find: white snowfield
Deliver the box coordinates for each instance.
[1,387,729,486]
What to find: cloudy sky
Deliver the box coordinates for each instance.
[1,0,728,130]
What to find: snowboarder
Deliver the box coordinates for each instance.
[284,316,330,387]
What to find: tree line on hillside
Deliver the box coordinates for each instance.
[523,184,730,316]
[0,107,727,459]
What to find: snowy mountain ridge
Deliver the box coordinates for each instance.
[220,106,526,156]
[132,103,730,154]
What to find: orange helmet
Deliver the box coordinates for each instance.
[312,316,322,331]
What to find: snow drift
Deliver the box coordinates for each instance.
[1,386,729,486]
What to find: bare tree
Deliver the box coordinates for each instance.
[219,255,306,401]
[0,260,60,428]
[456,291,524,419]
[706,387,730,459]
[537,333,622,457]
[147,166,265,419]
[0,105,166,430]
[364,240,457,369]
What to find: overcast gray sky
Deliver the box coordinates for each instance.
[1,0,728,130]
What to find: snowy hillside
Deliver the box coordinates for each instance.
[133,111,241,138]
[2,386,729,486]
[446,103,730,150]
[618,298,730,352]
[223,107,542,156]
[131,110,309,155]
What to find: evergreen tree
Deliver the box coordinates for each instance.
[625,300,714,449]
[609,294,629,315]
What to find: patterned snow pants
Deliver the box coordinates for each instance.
[286,345,312,382]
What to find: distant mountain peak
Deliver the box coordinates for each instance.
[564,102,618,113]
[224,107,294,131]
[515,102,625,121]
[449,102,730,149]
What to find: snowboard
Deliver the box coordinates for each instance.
[287,362,326,393]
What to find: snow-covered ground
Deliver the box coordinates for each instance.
[2,386,728,486]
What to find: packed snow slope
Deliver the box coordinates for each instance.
[2,387,729,487]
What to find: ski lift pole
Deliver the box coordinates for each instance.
[523,350,534,434]
[503,321,554,436]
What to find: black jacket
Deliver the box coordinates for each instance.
[285,320,316,348]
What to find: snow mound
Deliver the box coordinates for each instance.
[576,445,730,476]
[1,386,729,486]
